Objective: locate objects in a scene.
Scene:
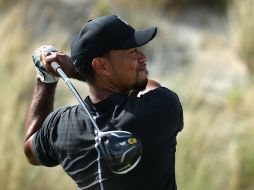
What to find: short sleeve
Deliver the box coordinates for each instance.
[32,106,70,167]
[141,87,184,133]
[171,90,184,132]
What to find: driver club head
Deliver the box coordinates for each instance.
[99,131,142,174]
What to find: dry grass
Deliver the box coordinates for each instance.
[0,0,90,189]
[1,0,254,190]
[171,72,254,190]
[229,0,254,73]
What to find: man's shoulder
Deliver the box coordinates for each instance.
[45,105,80,124]
[123,87,181,115]
[140,87,180,102]
[153,86,178,95]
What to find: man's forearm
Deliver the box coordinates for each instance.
[24,79,57,141]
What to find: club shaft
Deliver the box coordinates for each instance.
[51,62,101,132]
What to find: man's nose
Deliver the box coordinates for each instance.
[137,49,147,63]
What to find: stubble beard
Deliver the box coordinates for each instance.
[132,71,148,91]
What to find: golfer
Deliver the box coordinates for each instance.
[24,15,183,190]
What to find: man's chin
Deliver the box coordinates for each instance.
[132,78,148,91]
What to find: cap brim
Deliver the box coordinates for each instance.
[118,27,157,49]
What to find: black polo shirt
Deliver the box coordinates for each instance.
[32,87,183,190]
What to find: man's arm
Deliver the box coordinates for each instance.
[24,46,79,165]
[23,79,57,165]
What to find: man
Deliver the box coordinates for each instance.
[24,15,183,190]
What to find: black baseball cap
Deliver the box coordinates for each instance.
[71,15,157,67]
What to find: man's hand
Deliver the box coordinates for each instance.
[43,51,78,79]
[32,45,59,83]
[33,45,80,81]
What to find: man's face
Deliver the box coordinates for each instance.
[106,48,148,92]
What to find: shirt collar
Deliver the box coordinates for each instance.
[84,93,128,114]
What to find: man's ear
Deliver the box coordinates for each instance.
[91,57,111,76]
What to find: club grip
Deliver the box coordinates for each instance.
[51,61,61,72]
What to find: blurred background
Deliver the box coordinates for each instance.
[0,0,254,189]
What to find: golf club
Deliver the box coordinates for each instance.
[51,61,142,174]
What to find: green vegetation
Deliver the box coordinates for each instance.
[0,0,254,190]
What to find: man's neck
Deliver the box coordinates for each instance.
[88,84,128,104]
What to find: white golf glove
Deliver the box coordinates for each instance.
[32,45,59,83]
